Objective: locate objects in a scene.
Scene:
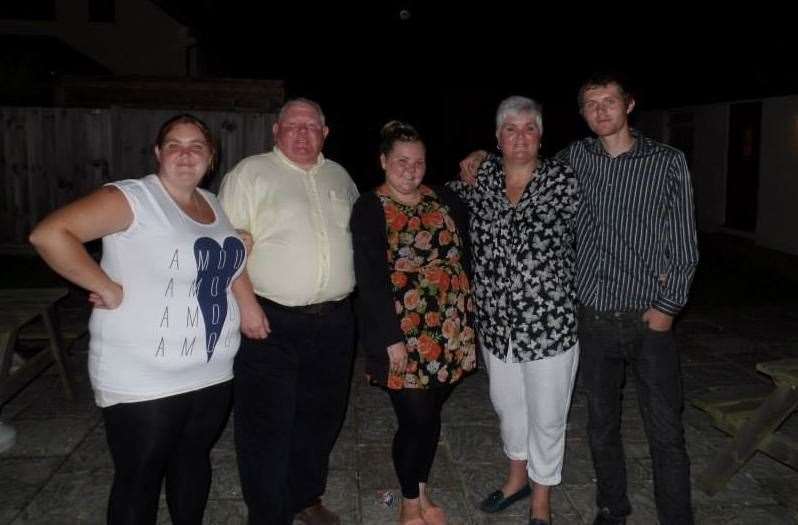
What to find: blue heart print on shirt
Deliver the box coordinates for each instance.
[193,236,246,362]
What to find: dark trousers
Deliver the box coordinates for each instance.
[578,308,693,524]
[103,380,233,525]
[233,297,355,525]
[388,385,453,498]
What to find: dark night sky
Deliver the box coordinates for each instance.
[155,1,796,187]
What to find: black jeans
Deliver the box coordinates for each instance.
[103,380,233,525]
[578,307,693,524]
[233,297,355,525]
[388,385,453,498]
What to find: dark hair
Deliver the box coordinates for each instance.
[577,72,633,109]
[154,114,217,170]
[379,120,422,156]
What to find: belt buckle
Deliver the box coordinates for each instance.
[306,303,325,315]
[302,300,336,315]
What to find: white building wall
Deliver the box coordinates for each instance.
[757,96,798,255]
[641,97,798,255]
[0,0,193,76]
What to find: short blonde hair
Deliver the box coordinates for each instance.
[495,96,543,134]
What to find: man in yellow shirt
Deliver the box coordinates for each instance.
[220,98,359,525]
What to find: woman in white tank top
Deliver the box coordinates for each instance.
[30,114,257,524]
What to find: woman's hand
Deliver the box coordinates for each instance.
[29,186,133,306]
[458,150,488,186]
[88,281,124,309]
[386,341,408,376]
[236,229,254,254]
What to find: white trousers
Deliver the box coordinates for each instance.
[483,343,579,485]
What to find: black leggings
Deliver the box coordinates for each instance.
[388,385,453,499]
[102,380,233,525]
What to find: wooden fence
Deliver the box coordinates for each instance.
[0,107,276,245]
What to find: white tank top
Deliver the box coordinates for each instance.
[88,174,246,407]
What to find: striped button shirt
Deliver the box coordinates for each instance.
[557,131,699,316]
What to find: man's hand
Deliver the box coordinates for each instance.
[240,299,271,339]
[458,150,488,186]
[231,271,268,339]
[642,308,673,332]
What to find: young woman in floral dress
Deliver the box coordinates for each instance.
[350,121,476,525]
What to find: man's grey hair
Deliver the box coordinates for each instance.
[495,96,543,134]
[278,97,326,126]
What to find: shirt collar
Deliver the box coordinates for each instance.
[481,155,553,193]
[586,129,652,158]
[273,146,326,173]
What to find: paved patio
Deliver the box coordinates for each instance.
[2,235,797,524]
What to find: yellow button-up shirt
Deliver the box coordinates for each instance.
[219,148,359,306]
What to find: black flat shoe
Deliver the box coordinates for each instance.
[478,484,532,513]
[529,518,550,525]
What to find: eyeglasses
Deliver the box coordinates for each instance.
[281,123,323,134]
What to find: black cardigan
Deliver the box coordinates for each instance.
[349,185,471,386]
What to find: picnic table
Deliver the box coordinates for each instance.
[692,357,798,495]
[0,288,76,404]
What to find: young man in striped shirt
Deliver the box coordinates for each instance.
[559,74,699,525]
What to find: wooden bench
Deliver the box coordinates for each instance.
[0,288,76,405]
[692,358,798,495]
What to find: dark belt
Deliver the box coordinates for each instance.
[258,296,349,316]
[579,305,644,320]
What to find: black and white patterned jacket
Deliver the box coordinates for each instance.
[448,155,579,362]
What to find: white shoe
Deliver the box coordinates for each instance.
[0,421,17,453]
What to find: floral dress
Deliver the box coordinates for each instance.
[378,186,476,389]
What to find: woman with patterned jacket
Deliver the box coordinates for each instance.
[448,96,580,525]
[351,121,476,525]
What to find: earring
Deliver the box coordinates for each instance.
[496,143,502,151]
